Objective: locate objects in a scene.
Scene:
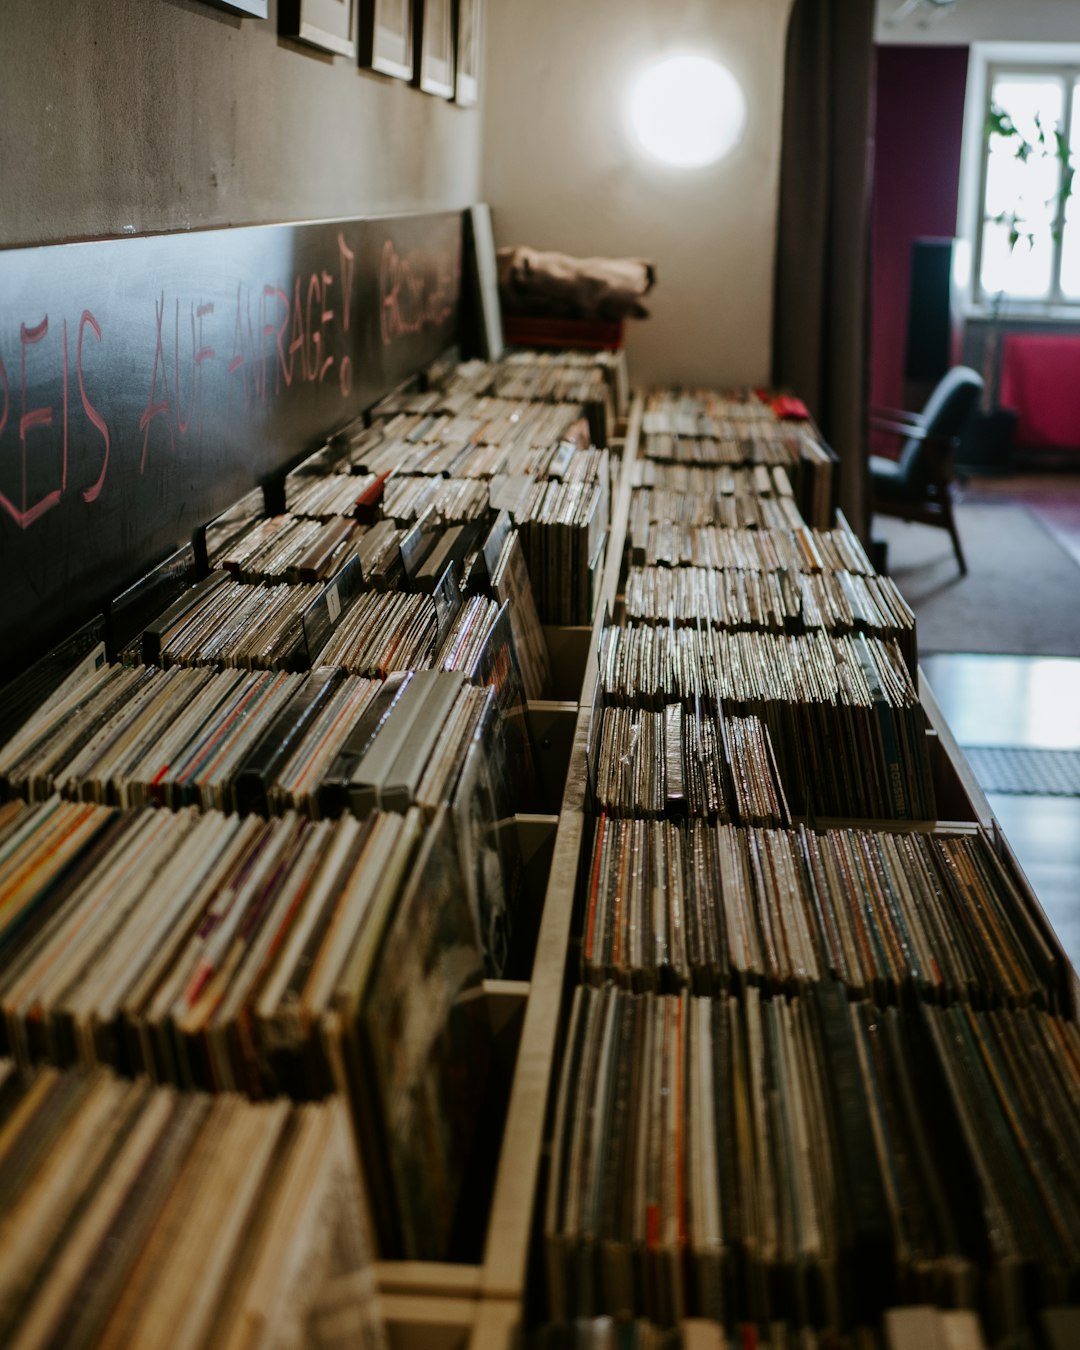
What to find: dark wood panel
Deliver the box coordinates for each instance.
[0,212,462,680]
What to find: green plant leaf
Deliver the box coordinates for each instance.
[1034,112,1048,149]
[987,104,1018,139]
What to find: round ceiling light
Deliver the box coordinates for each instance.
[627,54,747,169]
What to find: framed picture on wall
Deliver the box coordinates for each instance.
[280,0,357,57]
[359,0,414,81]
[454,0,481,107]
[207,0,269,15]
[418,0,455,99]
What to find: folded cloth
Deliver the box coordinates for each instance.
[496,245,655,321]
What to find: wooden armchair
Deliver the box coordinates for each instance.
[869,366,984,576]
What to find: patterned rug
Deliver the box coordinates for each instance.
[872,501,1080,657]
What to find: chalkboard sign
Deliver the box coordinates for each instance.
[0,211,462,682]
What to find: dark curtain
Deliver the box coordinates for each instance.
[772,0,876,537]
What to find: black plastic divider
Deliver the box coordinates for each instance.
[0,615,108,749]
[300,554,366,666]
[107,542,197,662]
[192,487,266,575]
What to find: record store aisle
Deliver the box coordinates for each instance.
[921,652,1080,972]
[2,355,1080,1348]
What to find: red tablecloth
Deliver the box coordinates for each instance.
[999,333,1080,451]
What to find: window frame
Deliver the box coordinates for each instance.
[958,43,1080,321]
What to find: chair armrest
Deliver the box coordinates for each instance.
[870,416,927,440]
[870,405,923,427]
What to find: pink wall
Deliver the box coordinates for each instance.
[871,45,969,438]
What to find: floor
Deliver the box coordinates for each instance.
[922,652,1080,975]
[957,469,1080,568]
[887,466,1080,975]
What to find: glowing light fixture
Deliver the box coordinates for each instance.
[627,54,746,169]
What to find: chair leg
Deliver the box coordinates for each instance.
[941,490,967,576]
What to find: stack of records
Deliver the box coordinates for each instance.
[0,663,326,809]
[0,798,499,1261]
[545,982,1080,1338]
[382,476,490,525]
[531,1320,681,1350]
[516,477,609,625]
[641,389,835,528]
[628,523,874,576]
[488,514,552,699]
[580,820,1063,1003]
[126,575,319,671]
[285,474,383,521]
[636,463,797,501]
[527,1318,939,1349]
[0,1062,384,1350]
[597,628,934,821]
[591,706,788,826]
[211,514,361,584]
[629,489,805,535]
[622,567,914,654]
[370,398,589,458]
[494,351,612,406]
[596,627,933,821]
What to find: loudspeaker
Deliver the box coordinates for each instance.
[905,238,955,384]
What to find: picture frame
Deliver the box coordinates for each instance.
[280,0,357,58]
[418,0,455,99]
[358,0,415,82]
[207,0,269,15]
[454,0,481,107]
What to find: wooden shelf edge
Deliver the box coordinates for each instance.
[918,666,995,828]
[467,1299,521,1350]
[476,393,643,1303]
[376,1261,481,1299]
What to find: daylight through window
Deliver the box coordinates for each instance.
[976,65,1079,306]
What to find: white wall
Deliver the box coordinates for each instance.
[876,0,1079,45]
[2,0,483,247]
[482,0,795,388]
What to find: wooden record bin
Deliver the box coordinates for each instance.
[1,214,1076,1350]
[454,394,1080,1350]
[0,209,633,1350]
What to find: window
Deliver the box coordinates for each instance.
[960,46,1080,312]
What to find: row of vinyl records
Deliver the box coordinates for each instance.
[591,707,791,825]
[591,628,933,822]
[0,660,529,828]
[374,348,623,436]
[0,1060,385,1350]
[532,1308,1010,1350]
[1,1072,1018,1350]
[627,523,874,576]
[640,391,835,530]
[0,796,495,1262]
[579,817,1065,1008]
[620,567,915,654]
[114,533,552,695]
[538,379,1078,1346]
[545,983,1080,1338]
